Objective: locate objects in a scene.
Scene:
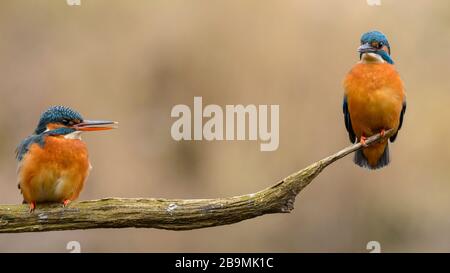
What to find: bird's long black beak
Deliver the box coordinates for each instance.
[74,120,118,131]
[358,43,377,54]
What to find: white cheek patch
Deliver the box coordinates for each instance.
[64,131,83,140]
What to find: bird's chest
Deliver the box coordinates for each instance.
[349,88,400,120]
[344,63,404,134]
[20,137,90,202]
[38,137,90,171]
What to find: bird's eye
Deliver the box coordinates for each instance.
[61,119,74,126]
[378,42,384,48]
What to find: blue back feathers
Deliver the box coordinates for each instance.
[16,127,77,161]
[16,135,46,161]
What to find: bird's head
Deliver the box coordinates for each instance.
[358,30,393,64]
[34,106,118,137]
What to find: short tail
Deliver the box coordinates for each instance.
[354,143,390,170]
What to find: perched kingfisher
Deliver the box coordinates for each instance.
[343,30,406,169]
[16,106,118,212]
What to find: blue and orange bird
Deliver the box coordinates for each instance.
[16,106,118,212]
[343,30,406,169]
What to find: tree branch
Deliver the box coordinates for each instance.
[0,130,393,233]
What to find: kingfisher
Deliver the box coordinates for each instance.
[16,106,118,212]
[343,30,406,169]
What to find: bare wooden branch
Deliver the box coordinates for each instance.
[0,130,394,233]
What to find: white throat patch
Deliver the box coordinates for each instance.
[64,131,82,140]
[360,53,385,64]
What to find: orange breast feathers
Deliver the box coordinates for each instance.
[344,63,405,137]
[18,136,90,204]
[344,63,405,167]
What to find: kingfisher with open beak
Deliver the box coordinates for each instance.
[343,30,406,169]
[16,106,118,212]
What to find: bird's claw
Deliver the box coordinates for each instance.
[63,199,71,207]
[380,129,386,137]
[29,202,36,213]
[360,136,368,147]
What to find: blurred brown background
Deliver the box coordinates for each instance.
[0,0,449,252]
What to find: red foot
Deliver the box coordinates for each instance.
[29,202,36,213]
[360,136,367,146]
[63,199,71,207]
[380,129,386,137]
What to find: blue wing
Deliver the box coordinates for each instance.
[390,100,406,142]
[15,129,73,162]
[343,95,356,143]
[15,134,46,161]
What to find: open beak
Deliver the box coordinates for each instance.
[74,120,118,131]
[358,43,377,54]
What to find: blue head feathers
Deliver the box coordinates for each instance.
[359,30,394,64]
[17,106,82,161]
[35,106,83,134]
[17,106,82,160]
[17,106,117,162]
